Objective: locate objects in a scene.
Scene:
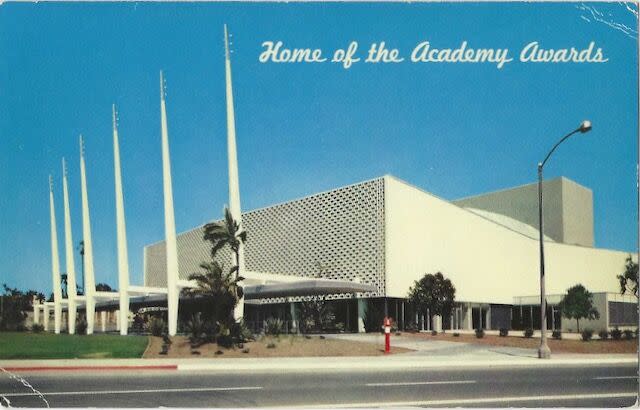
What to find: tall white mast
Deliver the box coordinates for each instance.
[62,158,78,334]
[79,135,96,334]
[224,24,245,320]
[112,104,130,335]
[159,71,180,336]
[49,176,63,334]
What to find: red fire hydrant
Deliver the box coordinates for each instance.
[384,317,391,354]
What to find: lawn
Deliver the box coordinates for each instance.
[0,332,149,359]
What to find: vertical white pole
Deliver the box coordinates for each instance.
[357,299,367,333]
[33,299,40,324]
[159,71,180,337]
[62,158,78,334]
[49,176,63,334]
[43,305,50,331]
[101,311,107,332]
[112,105,130,335]
[79,136,96,334]
[224,24,245,320]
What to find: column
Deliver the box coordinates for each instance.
[43,306,50,331]
[33,300,40,324]
[101,311,107,332]
[486,307,491,330]
[112,105,130,335]
[79,136,97,334]
[62,158,78,334]
[290,301,298,333]
[48,176,63,334]
[159,72,180,336]
[115,309,120,331]
[357,299,367,333]
[224,25,246,321]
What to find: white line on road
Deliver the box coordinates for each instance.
[0,386,263,397]
[594,376,638,380]
[365,380,476,387]
[273,392,638,408]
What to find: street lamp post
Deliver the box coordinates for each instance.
[537,120,592,359]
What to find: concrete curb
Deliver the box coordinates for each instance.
[176,356,638,372]
[2,355,635,373]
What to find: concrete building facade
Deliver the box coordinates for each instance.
[143,175,636,333]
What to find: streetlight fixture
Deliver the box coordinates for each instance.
[537,120,592,359]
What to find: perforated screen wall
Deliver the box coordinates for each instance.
[144,178,386,300]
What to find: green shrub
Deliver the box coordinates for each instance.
[581,329,593,341]
[499,328,509,337]
[231,320,254,343]
[475,328,485,338]
[623,329,634,340]
[185,313,205,342]
[216,323,233,348]
[264,317,284,336]
[552,330,562,340]
[149,317,166,337]
[31,324,44,333]
[611,328,622,340]
[453,332,460,337]
[431,330,438,336]
[598,330,609,340]
[524,328,534,338]
[266,342,276,349]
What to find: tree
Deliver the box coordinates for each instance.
[298,299,335,333]
[182,261,243,328]
[558,284,599,332]
[96,283,115,292]
[407,272,456,321]
[0,285,44,331]
[617,255,638,297]
[203,207,247,280]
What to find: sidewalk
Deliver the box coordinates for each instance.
[1,353,636,373]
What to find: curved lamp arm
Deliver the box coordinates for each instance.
[540,120,592,169]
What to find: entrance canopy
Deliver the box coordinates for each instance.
[244,279,376,300]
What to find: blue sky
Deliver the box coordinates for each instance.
[0,2,637,294]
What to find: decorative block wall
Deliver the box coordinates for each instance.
[144,178,386,301]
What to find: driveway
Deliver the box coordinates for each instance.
[324,333,537,358]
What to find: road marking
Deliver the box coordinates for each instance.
[270,392,638,408]
[365,380,476,386]
[0,386,263,397]
[594,376,638,380]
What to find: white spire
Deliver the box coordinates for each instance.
[79,135,96,334]
[49,175,62,334]
[159,71,180,336]
[224,24,245,320]
[62,157,78,334]
[112,104,130,335]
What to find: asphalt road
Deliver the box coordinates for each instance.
[0,363,637,408]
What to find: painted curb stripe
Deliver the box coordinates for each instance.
[2,365,177,372]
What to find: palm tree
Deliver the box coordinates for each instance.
[203,207,247,279]
[183,261,243,326]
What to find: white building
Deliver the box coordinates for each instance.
[143,175,637,333]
